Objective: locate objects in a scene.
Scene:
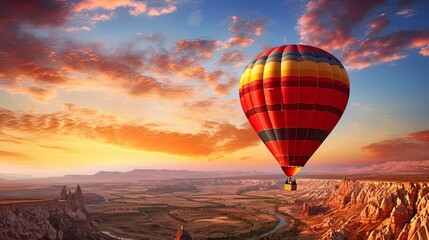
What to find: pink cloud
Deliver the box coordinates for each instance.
[223,36,254,49]
[342,30,429,69]
[147,5,177,16]
[367,13,389,36]
[297,0,429,69]
[361,130,429,161]
[297,0,386,51]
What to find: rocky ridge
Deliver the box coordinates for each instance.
[321,178,429,240]
[0,185,116,240]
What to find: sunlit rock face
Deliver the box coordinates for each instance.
[0,186,115,240]
[322,178,429,240]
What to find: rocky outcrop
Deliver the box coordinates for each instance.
[0,185,116,240]
[175,225,192,240]
[320,227,347,240]
[322,178,429,240]
[302,202,328,216]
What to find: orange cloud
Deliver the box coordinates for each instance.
[217,51,246,67]
[361,130,429,161]
[73,0,177,17]
[0,106,259,157]
[12,87,56,102]
[175,39,221,58]
[0,150,32,164]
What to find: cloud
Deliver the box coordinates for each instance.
[188,9,203,26]
[175,39,221,58]
[223,15,267,48]
[0,1,235,101]
[297,0,386,51]
[396,8,416,18]
[0,151,31,164]
[341,30,429,69]
[0,0,72,28]
[125,75,192,98]
[229,15,265,36]
[297,0,429,69]
[146,5,177,17]
[217,51,246,67]
[11,87,56,102]
[73,0,176,17]
[367,13,389,36]
[0,23,192,101]
[0,106,259,157]
[361,130,429,161]
[205,70,237,95]
[419,45,429,56]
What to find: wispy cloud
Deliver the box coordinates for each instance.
[352,102,373,111]
[188,9,203,26]
[396,8,416,18]
[223,15,268,49]
[367,13,389,36]
[217,51,246,67]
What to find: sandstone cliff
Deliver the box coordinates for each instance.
[322,178,429,240]
[0,185,116,240]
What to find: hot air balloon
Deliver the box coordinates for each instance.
[239,44,349,191]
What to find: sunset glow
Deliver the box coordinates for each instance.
[1,0,428,177]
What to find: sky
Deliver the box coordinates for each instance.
[0,0,428,177]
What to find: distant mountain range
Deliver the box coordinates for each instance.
[0,173,33,180]
[54,169,276,182]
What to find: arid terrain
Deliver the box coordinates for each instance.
[0,170,428,239]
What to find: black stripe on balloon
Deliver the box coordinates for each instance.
[244,103,343,118]
[257,128,329,143]
[239,80,348,96]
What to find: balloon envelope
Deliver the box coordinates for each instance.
[239,44,350,177]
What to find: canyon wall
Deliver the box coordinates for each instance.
[322,178,429,240]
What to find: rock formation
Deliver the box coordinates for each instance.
[302,202,328,216]
[175,225,192,240]
[321,178,429,240]
[0,185,116,240]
